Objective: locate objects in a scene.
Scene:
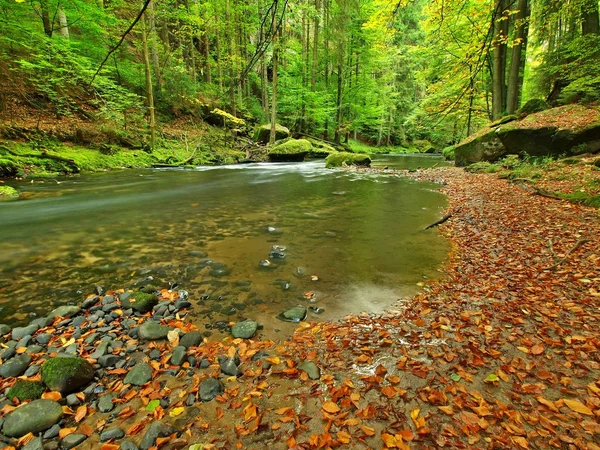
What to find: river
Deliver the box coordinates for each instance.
[0,154,450,337]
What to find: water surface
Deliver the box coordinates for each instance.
[0,157,449,337]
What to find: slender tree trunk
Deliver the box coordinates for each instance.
[507,0,529,114]
[226,0,236,115]
[270,32,279,144]
[334,62,343,144]
[40,0,52,37]
[492,0,509,120]
[216,30,223,94]
[141,10,156,150]
[57,9,69,38]
[311,0,320,92]
[582,0,600,35]
[323,0,330,140]
[147,1,162,92]
[204,32,212,83]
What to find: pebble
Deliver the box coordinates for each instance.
[100,427,125,441]
[139,421,176,450]
[43,424,61,439]
[61,433,87,449]
[11,324,39,341]
[98,393,115,413]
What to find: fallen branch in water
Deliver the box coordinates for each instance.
[424,210,458,230]
[543,238,589,270]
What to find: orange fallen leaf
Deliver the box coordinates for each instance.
[361,426,376,436]
[42,391,62,401]
[337,431,351,444]
[100,445,120,450]
[74,405,87,423]
[322,401,340,414]
[531,344,545,355]
[59,427,77,439]
[80,424,94,437]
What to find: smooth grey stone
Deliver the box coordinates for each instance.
[61,433,87,449]
[22,436,43,450]
[102,303,119,313]
[149,349,161,360]
[72,316,86,327]
[63,344,78,354]
[111,341,123,349]
[66,394,80,406]
[91,341,110,359]
[179,331,202,349]
[81,296,99,309]
[199,378,223,402]
[139,421,176,450]
[0,341,17,360]
[137,321,171,340]
[154,306,168,317]
[174,300,191,310]
[26,345,43,354]
[24,364,40,377]
[231,320,258,339]
[123,363,152,386]
[12,325,39,341]
[17,335,32,348]
[126,345,138,353]
[98,355,120,367]
[48,305,81,319]
[98,393,115,413]
[100,427,125,441]
[0,324,11,335]
[43,423,61,439]
[120,440,139,450]
[299,361,321,380]
[251,351,269,361]
[2,399,63,437]
[30,317,53,328]
[101,295,115,305]
[84,333,99,345]
[218,357,240,377]
[36,333,52,345]
[199,359,210,369]
[100,335,113,343]
[97,326,114,333]
[56,319,72,328]
[0,354,32,378]
[170,346,186,366]
[116,360,127,369]
[282,306,307,322]
[186,393,196,406]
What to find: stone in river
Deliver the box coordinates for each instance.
[282,306,307,322]
[120,441,139,450]
[98,354,120,368]
[98,393,116,413]
[40,357,94,394]
[61,433,87,449]
[0,324,11,335]
[218,356,241,377]
[121,292,158,313]
[123,363,153,386]
[0,354,32,378]
[11,324,39,341]
[298,361,321,380]
[231,320,258,339]
[199,377,224,402]
[179,331,202,349]
[137,321,171,340]
[22,436,43,450]
[100,427,125,441]
[48,305,81,319]
[2,399,63,437]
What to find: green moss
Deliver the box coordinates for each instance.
[305,139,337,157]
[442,146,455,160]
[0,185,19,199]
[8,380,45,401]
[41,357,94,393]
[254,124,290,144]
[518,99,549,115]
[465,162,494,173]
[325,152,371,168]
[269,139,312,162]
[121,291,158,313]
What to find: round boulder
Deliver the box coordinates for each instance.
[41,357,94,394]
[2,399,63,437]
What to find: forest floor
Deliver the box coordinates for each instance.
[1,165,600,450]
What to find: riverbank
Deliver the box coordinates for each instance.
[0,165,598,449]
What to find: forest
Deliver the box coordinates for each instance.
[0,0,598,152]
[1,1,600,450]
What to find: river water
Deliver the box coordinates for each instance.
[0,155,450,337]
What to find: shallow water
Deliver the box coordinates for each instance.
[0,156,449,338]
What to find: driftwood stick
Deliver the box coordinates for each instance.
[425,212,453,230]
[543,238,589,270]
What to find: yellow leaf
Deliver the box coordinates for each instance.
[167,330,179,347]
[322,401,340,414]
[563,398,593,416]
[169,407,185,417]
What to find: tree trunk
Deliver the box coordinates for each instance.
[147,1,162,92]
[270,32,279,145]
[334,62,343,144]
[492,0,509,120]
[40,0,52,37]
[141,9,156,150]
[507,0,529,114]
[216,30,223,94]
[311,0,320,92]
[57,8,69,38]
[204,32,212,83]
[582,0,600,35]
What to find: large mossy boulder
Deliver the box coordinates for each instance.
[454,128,506,166]
[8,380,45,401]
[325,152,371,168]
[41,357,94,394]
[205,108,247,134]
[254,124,290,144]
[2,399,63,437]
[268,139,312,162]
[306,138,338,158]
[518,98,549,116]
[0,185,19,200]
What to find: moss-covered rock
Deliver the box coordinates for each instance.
[306,138,338,158]
[121,291,158,313]
[442,145,456,160]
[0,185,19,200]
[325,152,371,168]
[518,99,549,116]
[206,109,247,134]
[41,357,94,394]
[268,139,312,162]
[0,158,18,177]
[254,124,290,144]
[454,128,505,166]
[8,380,45,401]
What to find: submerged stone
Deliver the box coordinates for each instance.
[199,377,224,402]
[231,320,258,339]
[0,354,32,378]
[124,363,152,386]
[2,399,63,437]
[138,321,171,340]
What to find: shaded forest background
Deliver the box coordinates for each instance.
[0,0,598,150]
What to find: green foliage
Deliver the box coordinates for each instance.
[0,185,19,199]
[442,146,456,161]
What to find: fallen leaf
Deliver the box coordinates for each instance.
[563,398,593,416]
[322,401,340,414]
